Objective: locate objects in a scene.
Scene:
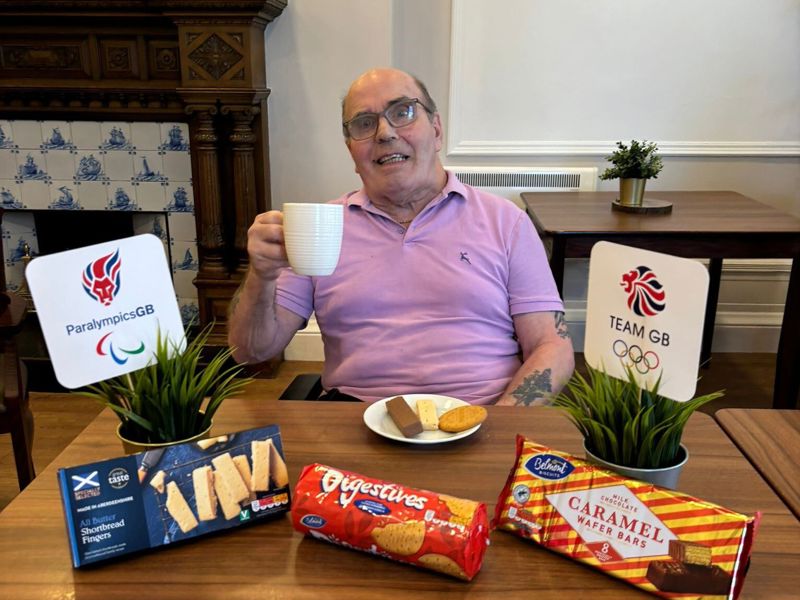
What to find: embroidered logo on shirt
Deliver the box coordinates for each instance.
[460,251,472,265]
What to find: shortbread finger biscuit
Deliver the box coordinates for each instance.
[165,481,198,533]
[438,406,487,432]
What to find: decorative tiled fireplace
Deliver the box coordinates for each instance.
[0,1,287,365]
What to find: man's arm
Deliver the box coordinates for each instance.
[227,211,305,363]
[495,311,575,406]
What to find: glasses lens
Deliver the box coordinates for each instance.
[386,101,417,127]
[348,114,378,140]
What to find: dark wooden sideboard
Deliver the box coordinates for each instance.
[0,0,287,350]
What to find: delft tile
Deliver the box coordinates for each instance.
[70,121,102,150]
[4,232,37,267]
[0,121,18,149]
[132,212,169,243]
[0,148,19,179]
[2,209,36,238]
[73,152,108,182]
[132,151,165,183]
[103,150,134,181]
[167,211,197,243]
[17,180,50,209]
[14,151,51,184]
[162,152,191,181]
[134,181,166,211]
[170,240,199,273]
[10,120,42,150]
[44,149,76,180]
[40,121,76,151]
[74,181,108,210]
[130,122,161,152]
[172,269,198,298]
[178,297,200,327]
[107,183,139,211]
[159,123,190,152]
[48,180,83,210]
[0,181,25,209]
[99,122,134,152]
[164,182,194,213]
[3,261,25,291]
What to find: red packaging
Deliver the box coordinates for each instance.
[494,437,759,599]
[291,463,489,580]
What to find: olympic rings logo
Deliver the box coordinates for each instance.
[612,339,660,374]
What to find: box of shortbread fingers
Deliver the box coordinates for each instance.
[57,424,291,567]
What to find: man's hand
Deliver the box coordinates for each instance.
[247,211,289,281]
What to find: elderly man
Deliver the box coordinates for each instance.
[228,67,574,405]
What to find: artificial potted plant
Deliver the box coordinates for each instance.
[600,140,663,207]
[81,323,252,454]
[553,363,723,489]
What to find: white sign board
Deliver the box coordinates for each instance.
[584,242,709,402]
[26,234,185,389]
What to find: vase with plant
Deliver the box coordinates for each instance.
[81,323,252,453]
[553,363,723,489]
[600,140,664,208]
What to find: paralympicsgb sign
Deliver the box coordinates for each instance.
[26,234,184,389]
[584,242,709,402]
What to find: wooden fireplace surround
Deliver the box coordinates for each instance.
[0,0,287,356]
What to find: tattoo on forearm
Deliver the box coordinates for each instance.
[554,312,570,339]
[511,368,553,406]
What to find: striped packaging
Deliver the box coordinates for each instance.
[493,436,759,599]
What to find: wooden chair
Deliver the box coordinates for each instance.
[0,208,35,490]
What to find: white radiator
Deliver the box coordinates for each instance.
[450,166,597,208]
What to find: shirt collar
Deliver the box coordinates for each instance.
[345,170,466,214]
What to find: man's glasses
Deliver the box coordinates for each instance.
[342,98,434,141]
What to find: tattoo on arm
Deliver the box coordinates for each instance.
[511,368,553,407]
[554,311,570,339]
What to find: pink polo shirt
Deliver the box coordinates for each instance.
[275,172,564,404]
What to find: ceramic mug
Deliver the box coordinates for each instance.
[282,203,343,276]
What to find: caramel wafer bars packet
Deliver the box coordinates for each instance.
[291,463,489,580]
[493,436,760,599]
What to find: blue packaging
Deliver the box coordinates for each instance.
[57,424,291,567]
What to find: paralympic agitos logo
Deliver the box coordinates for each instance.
[82,249,121,307]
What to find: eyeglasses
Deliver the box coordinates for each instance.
[342,98,434,141]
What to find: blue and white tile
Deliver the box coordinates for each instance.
[131,122,161,152]
[40,121,76,151]
[132,151,165,183]
[170,240,199,272]
[0,149,19,179]
[167,211,197,243]
[14,151,50,183]
[172,269,198,298]
[178,297,200,327]
[0,182,25,209]
[103,150,134,181]
[134,181,166,211]
[17,180,50,209]
[164,182,194,213]
[73,181,108,210]
[44,149,76,180]
[159,123,190,152]
[99,122,134,151]
[162,152,191,181]
[133,212,169,242]
[73,152,107,182]
[48,180,83,210]
[0,120,17,149]
[107,183,138,211]
[10,120,42,150]
[3,262,26,292]
[71,121,102,150]
[2,211,37,264]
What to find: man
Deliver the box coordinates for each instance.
[228,68,574,406]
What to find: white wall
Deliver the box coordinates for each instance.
[265,0,800,357]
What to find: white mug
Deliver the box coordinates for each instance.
[282,203,343,276]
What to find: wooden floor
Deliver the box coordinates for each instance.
[0,354,779,512]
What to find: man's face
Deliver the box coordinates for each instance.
[343,70,444,204]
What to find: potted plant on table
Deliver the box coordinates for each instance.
[553,363,723,489]
[81,323,252,454]
[600,140,664,209]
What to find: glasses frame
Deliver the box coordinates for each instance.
[342,98,435,141]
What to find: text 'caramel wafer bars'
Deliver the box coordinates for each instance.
[493,437,760,599]
[291,463,490,581]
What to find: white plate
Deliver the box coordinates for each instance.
[363,394,482,445]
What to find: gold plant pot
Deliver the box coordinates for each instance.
[618,178,647,207]
[116,421,213,455]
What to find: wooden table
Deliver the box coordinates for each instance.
[522,191,800,410]
[716,408,800,520]
[0,399,797,599]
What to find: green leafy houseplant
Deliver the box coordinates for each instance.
[599,140,664,181]
[553,364,723,469]
[81,323,252,445]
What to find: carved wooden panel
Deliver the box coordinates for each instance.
[181,29,249,86]
[99,39,140,79]
[0,40,91,78]
[147,40,181,80]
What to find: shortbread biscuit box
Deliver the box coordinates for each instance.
[57,424,291,567]
[291,463,490,580]
[494,436,759,599]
